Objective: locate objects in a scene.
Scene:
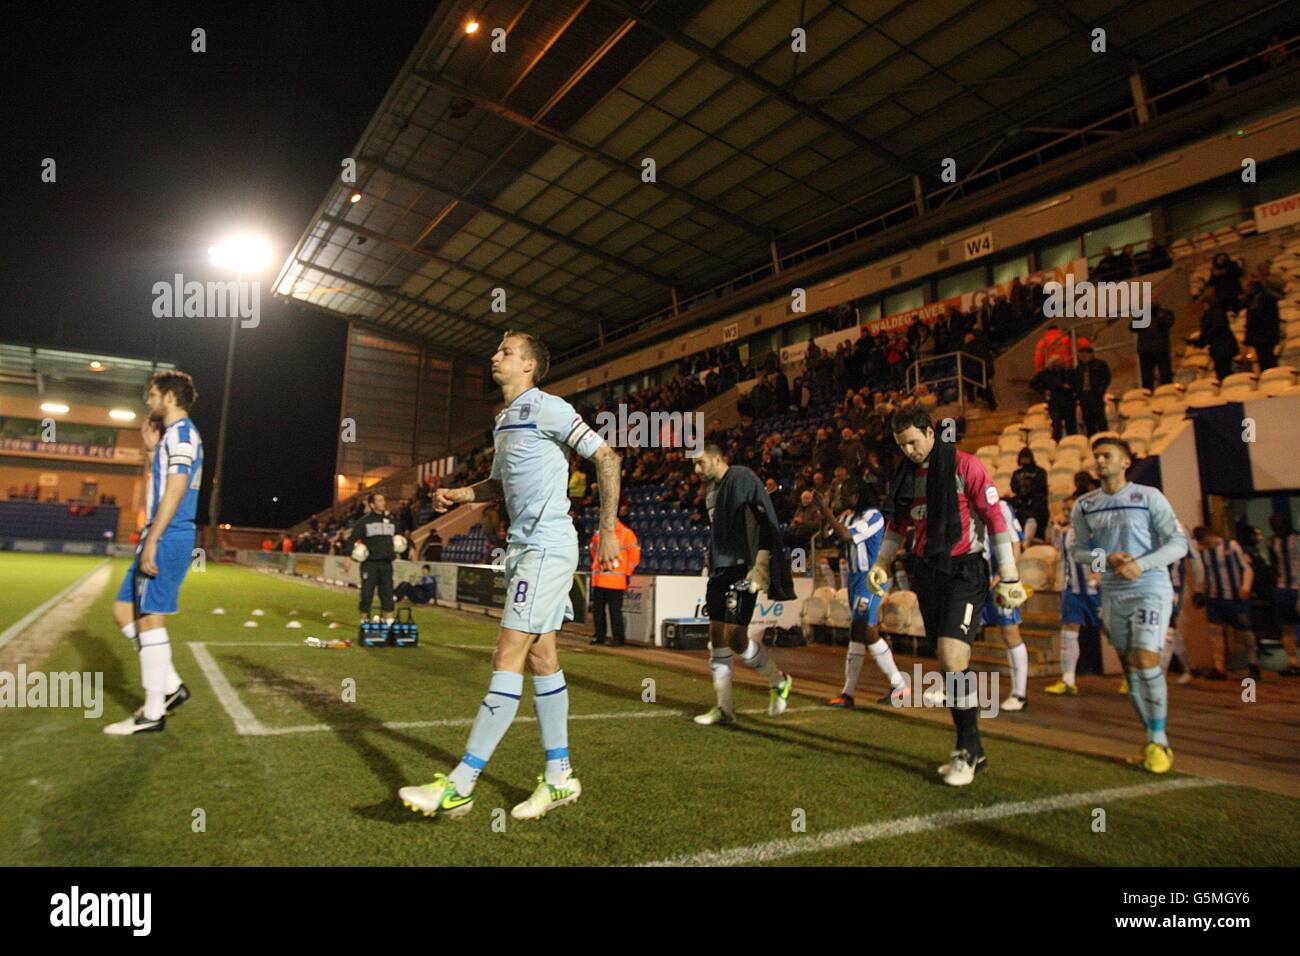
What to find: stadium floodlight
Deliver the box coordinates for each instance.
[40,402,70,414]
[208,234,273,274]
[88,360,106,371]
[465,19,479,34]
[205,230,273,550]
[349,192,362,204]
[109,409,137,422]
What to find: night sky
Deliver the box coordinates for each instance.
[5,1,438,528]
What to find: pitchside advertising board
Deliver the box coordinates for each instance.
[623,574,816,646]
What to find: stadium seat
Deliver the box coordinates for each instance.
[1121,387,1151,403]
[880,590,924,637]
[803,588,833,626]
[1029,437,1056,463]
[1152,383,1183,399]
[1219,385,1255,403]
[1260,378,1294,396]
[1185,377,1219,396]
[1186,390,1226,408]
[1019,544,1061,593]
[1056,434,1089,458]
[1220,372,1257,390]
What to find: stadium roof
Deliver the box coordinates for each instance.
[275,0,1297,372]
[0,343,176,406]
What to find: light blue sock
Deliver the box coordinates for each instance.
[533,670,572,785]
[1135,665,1169,747]
[449,670,523,795]
[1125,669,1150,736]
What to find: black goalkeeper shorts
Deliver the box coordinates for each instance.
[706,566,758,626]
[912,553,989,645]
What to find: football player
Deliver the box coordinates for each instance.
[398,332,620,821]
[104,373,202,735]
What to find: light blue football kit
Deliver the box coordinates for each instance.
[1070,481,1188,747]
[490,386,605,634]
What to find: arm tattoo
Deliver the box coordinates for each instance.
[470,479,504,502]
[595,447,621,531]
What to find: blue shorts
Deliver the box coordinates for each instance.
[115,532,195,615]
[500,542,577,634]
[1206,598,1250,628]
[982,594,1021,627]
[846,571,883,625]
[1101,589,1173,657]
[1060,589,1102,628]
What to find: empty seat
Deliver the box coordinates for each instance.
[1220,372,1258,390]
[1152,383,1183,399]
[1019,544,1061,592]
[1219,385,1255,403]
[1186,391,1226,408]
[1121,387,1151,403]
[1186,378,1219,396]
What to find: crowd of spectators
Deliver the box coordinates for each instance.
[296,270,1126,560]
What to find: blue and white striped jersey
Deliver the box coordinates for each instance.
[1069,482,1188,596]
[1199,539,1251,601]
[1272,533,1300,591]
[149,417,203,534]
[838,507,885,574]
[1056,526,1098,596]
[1168,522,1195,597]
[490,387,605,548]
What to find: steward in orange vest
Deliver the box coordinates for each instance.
[589,521,641,646]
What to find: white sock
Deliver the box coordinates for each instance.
[137,627,172,720]
[1171,629,1188,668]
[867,638,905,688]
[1161,630,1176,672]
[710,646,734,714]
[1060,627,1080,685]
[742,639,782,687]
[123,622,181,692]
[843,641,866,696]
[1007,642,1028,697]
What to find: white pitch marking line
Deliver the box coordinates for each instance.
[187,640,819,737]
[188,642,268,736]
[255,708,689,737]
[0,559,109,651]
[637,777,1222,867]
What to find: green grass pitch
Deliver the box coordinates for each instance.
[1,558,1297,866]
[0,552,107,636]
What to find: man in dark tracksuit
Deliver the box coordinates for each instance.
[1073,344,1111,436]
[691,441,797,726]
[350,492,397,623]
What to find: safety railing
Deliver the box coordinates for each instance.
[904,350,988,415]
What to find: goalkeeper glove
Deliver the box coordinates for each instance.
[867,564,890,596]
[741,551,771,594]
[994,578,1030,609]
